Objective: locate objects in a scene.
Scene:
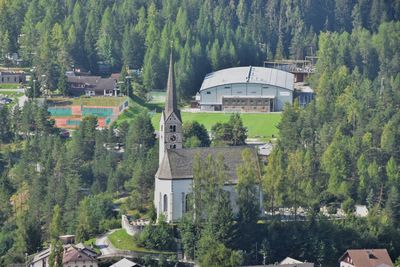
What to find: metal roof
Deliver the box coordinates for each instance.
[222,95,276,99]
[200,66,294,91]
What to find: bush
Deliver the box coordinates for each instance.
[341,198,355,214]
[99,218,121,232]
[134,215,176,251]
[130,211,141,220]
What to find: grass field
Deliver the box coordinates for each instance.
[150,112,281,140]
[47,96,128,107]
[147,91,166,104]
[108,229,174,254]
[0,83,21,89]
[115,97,282,140]
[0,91,24,98]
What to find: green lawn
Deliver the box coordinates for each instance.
[148,91,166,104]
[108,229,174,254]
[150,112,281,140]
[115,98,282,140]
[0,91,24,98]
[114,100,149,126]
[47,96,128,107]
[0,83,21,89]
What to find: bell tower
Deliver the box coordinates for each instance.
[159,51,182,163]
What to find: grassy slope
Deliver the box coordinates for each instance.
[108,229,174,254]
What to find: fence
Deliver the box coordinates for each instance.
[48,107,72,116]
[82,107,114,117]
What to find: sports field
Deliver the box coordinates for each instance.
[150,112,281,140]
[114,95,282,140]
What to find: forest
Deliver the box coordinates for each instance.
[0,0,400,266]
[1,0,399,98]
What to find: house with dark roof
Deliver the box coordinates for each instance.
[242,256,314,267]
[154,53,263,222]
[67,75,117,97]
[63,245,98,267]
[339,249,393,267]
[0,71,26,83]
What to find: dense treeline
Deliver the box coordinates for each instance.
[0,0,400,266]
[0,105,158,265]
[262,21,400,262]
[1,0,399,99]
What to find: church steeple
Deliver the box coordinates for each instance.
[158,50,183,164]
[164,51,181,121]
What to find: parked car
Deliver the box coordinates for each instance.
[0,97,12,104]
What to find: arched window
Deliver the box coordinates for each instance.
[185,193,192,213]
[163,194,168,212]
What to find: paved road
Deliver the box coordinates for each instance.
[18,95,28,107]
[96,229,119,256]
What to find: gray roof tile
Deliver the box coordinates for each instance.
[156,146,259,183]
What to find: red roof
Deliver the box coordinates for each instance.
[339,249,393,267]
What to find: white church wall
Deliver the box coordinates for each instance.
[154,178,173,222]
[171,179,193,221]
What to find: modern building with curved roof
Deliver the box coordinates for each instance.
[198,66,294,112]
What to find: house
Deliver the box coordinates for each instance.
[154,53,263,222]
[67,75,117,97]
[339,249,393,267]
[29,243,98,267]
[241,257,314,267]
[294,82,314,107]
[109,258,142,267]
[0,71,25,83]
[63,245,98,267]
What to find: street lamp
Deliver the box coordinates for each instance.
[117,81,124,97]
[41,74,47,97]
[33,80,37,99]
[125,76,133,98]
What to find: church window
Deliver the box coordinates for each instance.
[185,193,192,212]
[163,194,168,212]
[181,192,185,214]
[161,125,163,131]
[170,125,176,132]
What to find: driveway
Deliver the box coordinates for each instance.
[95,229,119,256]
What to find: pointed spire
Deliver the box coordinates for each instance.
[164,50,181,120]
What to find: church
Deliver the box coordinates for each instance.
[154,53,263,222]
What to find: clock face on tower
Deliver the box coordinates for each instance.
[169,134,177,142]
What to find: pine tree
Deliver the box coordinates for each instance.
[235,148,260,249]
